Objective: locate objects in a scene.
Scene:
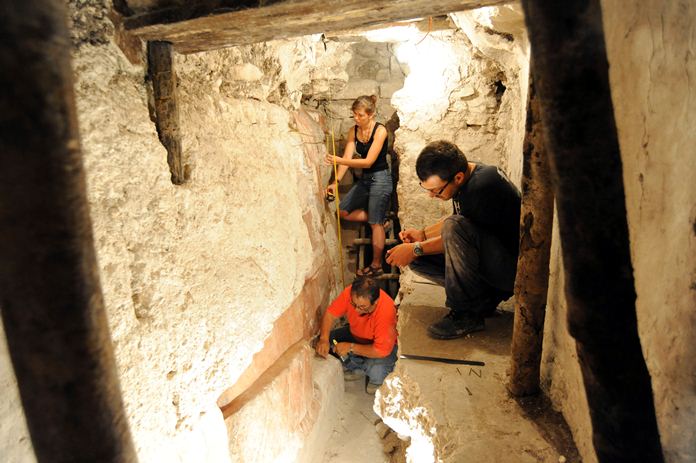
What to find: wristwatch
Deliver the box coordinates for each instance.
[413,242,424,257]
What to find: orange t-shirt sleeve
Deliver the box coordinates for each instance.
[372,297,397,357]
[327,287,351,318]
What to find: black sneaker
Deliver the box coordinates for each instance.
[427,310,485,340]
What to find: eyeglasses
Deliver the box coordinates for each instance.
[350,300,372,312]
[419,178,451,196]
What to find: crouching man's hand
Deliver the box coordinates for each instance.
[315,338,330,358]
[399,228,425,243]
[386,243,417,267]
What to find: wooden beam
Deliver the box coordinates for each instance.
[124,0,508,54]
[147,41,187,185]
[521,0,664,461]
[0,1,137,461]
[508,74,554,397]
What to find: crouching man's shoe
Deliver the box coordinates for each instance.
[481,289,513,317]
[366,382,381,395]
[343,368,364,382]
[427,310,484,340]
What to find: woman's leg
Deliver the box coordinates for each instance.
[370,223,385,268]
[365,170,393,272]
[340,209,369,222]
[338,179,370,223]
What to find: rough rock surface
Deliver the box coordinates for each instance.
[541,218,596,462]
[392,5,529,230]
[67,0,113,48]
[304,39,403,168]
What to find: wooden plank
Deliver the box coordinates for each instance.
[521,0,664,461]
[124,0,508,54]
[508,74,554,397]
[0,1,137,460]
[147,41,187,185]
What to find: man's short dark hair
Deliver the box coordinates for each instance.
[415,140,469,182]
[350,276,380,304]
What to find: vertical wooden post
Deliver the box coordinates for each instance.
[148,40,187,185]
[0,1,138,462]
[521,0,664,461]
[508,76,554,397]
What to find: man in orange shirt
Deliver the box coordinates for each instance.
[315,277,398,394]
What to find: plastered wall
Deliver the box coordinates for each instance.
[75,40,340,461]
[541,1,696,462]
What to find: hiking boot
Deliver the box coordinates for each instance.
[343,369,364,382]
[366,382,381,395]
[427,310,485,340]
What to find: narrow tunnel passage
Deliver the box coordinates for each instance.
[2,1,692,463]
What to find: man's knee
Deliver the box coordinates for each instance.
[442,215,478,243]
[365,361,395,385]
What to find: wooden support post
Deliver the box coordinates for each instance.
[508,76,554,397]
[147,40,187,185]
[0,1,138,462]
[520,0,665,461]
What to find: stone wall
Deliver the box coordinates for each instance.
[302,38,404,204]
[304,8,529,234]
[392,5,529,231]
[540,1,696,462]
[312,39,402,137]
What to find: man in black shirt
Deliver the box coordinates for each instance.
[386,141,521,339]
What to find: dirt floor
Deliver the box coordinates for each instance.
[320,276,581,463]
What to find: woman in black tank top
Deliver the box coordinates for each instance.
[325,95,393,277]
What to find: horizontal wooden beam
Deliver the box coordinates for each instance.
[124,0,508,54]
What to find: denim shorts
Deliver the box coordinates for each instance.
[339,169,393,224]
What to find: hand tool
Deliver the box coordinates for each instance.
[332,339,348,361]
